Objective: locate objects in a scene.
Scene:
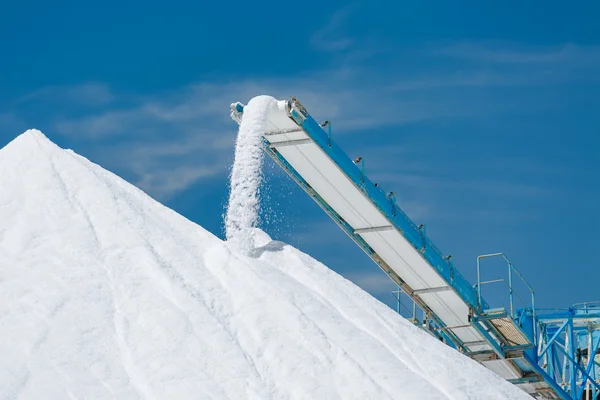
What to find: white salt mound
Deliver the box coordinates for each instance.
[0,130,531,399]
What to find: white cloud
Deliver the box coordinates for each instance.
[64,83,115,105]
[7,41,598,201]
[434,42,600,65]
[310,6,393,64]
[136,165,223,198]
[22,71,556,201]
[343,270,398,294]
[0,112,21,134]
[310,6,356,52]
[56,108,138,137]
[16,82,114,107]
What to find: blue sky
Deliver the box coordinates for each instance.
[1,1,599,312]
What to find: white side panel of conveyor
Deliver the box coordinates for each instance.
[263,101,302,134]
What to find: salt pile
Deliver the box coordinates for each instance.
[0,130,531,399]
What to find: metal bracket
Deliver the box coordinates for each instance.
[354,226,394,234]
[269,138,312,148]
[413,286,452,295]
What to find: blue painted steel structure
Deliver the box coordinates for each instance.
[530,304,600,399]
[230,98,599,399]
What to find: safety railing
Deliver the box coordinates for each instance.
[573,301,600,312]
[392,285,458,344]
[392,286,419,323]
[476,253,536,320]
[535,307,600,399]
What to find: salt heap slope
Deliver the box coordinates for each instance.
[0,131,531,400]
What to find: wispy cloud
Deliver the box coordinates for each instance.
[121,131,235,198]
[347,140,558,225]
[310,5,356,52]
[56,108,139,138]
[136,165,222,198]
[343,270,398,295]
[377,172,550,198]
[54,79,340,139]
[46,73,472,199]
[390,70,546,90]
[4,41,597,202]
[0,112,19,129]
[431,42,600,86]
[47,79,346,199]
[310,6,392,64]
[0,112,28,138]
[434,42,600,65]
[15,82,115,107]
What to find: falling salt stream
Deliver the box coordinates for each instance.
[225,95,277,254]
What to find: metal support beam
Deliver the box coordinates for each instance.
[353,225,394,234]
[269,138,312,148]
[522,352,572,400]
[470,350,499,362]
[507,375,542,384]
[554,336,600,395]
[413,286,452,295]
[433,324,472,331]
[578,331,600,400]
[463,340,487,347]
[539,319,569,359]
[568,316,577,396]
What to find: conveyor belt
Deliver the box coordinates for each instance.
[230,98,569,399]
